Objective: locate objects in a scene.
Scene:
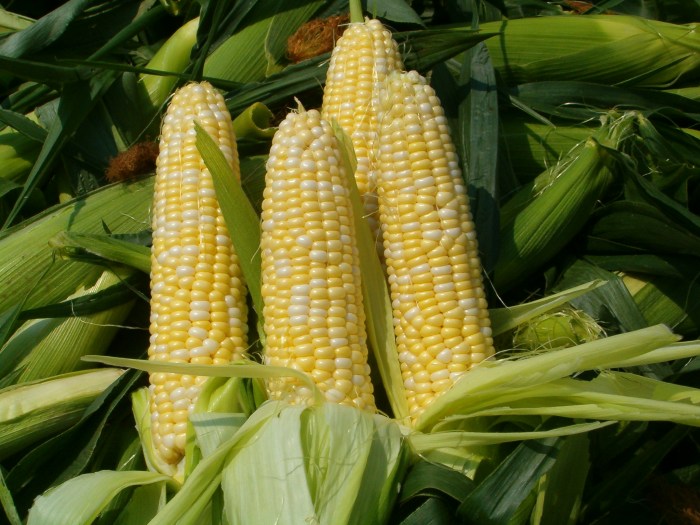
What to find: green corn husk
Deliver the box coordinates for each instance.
[0,177,152,313]
[0,8,33,34]
[0,267,137,385]
[132,372,267,483]
[481,15,700,88]
[137,17,199,115]
[0,127,41,183]
[500,115,594,183]
[494,112,635,292]
[0,367,123,461]
[511,306,605,351]
[202,1,324,84]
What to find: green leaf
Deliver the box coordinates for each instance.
[26,470,169,525]
[203,0,324,83]
[531,434,590,525]
[0,468,22,525]
[511,81,700,122]
[583,425,687,519]
[460,41,500,273]
[458,437,561,525]
[19,272,147,320]
[0,304,23,349]
[195,121,263,318]
[0,55,85,84]
[399,461,475,505]
[554,259,649,333]
[0,0,91,58]
[586,200,700,257]
[365,0,425,25]
[221,403,406,525]
[3,70,120,229]
[399,27,499,73]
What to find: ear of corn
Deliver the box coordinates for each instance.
[321,13,404,257]
[495,112,637,292]
[260,106,375,411]
[375,70,495,420]
[148,81,249,476]
[0,368,123,461]
[0,268,136,385]
[482,15,700,89]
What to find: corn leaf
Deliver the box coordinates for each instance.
[0,0,91,58]
[365,0,425,25]
[582,425,687,519]
[26,470,169,525]
[148,401,283,525]
[458,437,561,525]
[0,304,23,349]
[195,122,263,318]
[106,481,166,525]
[398,27,499,73]
[586,200,700,257]
[554,259,649,333]
[0,55,86,85]
[18,271,146,320]
[511,81,700,122]
[458,41,500,273]
[398,460,475,507]
[481,15,700,89]
[531,433,590,525]
[0,8,33,34]
[0,469,22,525]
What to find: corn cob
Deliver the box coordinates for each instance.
[375,70,495,419]
[261,106,375,411]
[321,11,403,254]
[149,81,248,470]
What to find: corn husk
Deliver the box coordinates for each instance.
[494,112,635,291]
[0,368,123,461]
[482,15,700,88]
[0,177,152,312]
[0,268,137,385]
[137,17,199,115]
[512,307,605,351]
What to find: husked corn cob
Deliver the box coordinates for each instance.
[149,81,249,469]
[375,70,495,419]
[261,107,375,411]
[321,15,404,251]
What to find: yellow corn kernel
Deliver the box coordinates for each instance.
[375,70,495,419]
[322,17,404,255]
[149,81,249,470]
[261,106,375,411]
